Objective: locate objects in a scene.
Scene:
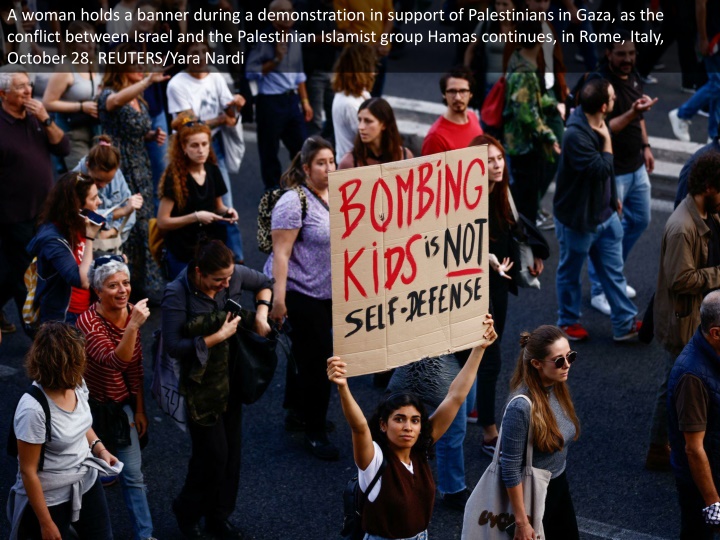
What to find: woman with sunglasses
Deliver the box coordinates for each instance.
[76,256,155,540]
[501,325,581,540]
[27,171,104,326]
[157,112,238,280]
[326,314,496,540]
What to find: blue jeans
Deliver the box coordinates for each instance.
[212,135,244,262]
[588,164,651,297]
[145,111,169,213]
[429,403,467,495]
[365,531,428,540]
[555,213,637,337]
[165,248,187,281]
[116,405,153,540]
[678,54,720,138]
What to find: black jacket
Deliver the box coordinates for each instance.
[553,106,618,232]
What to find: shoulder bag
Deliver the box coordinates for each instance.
[507,191,543,289]
[461,394,551,540]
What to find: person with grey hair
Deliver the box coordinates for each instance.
[75,255,156,540]
[667,290,720,539]
[0,66,70,333]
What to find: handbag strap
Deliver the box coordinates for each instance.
[507,187,520,223]
[116,213,131,235]
[493,394,535,467]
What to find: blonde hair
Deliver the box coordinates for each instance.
[509,326,580,453]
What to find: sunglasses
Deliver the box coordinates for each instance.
[94,254,124,268]
[75,173,94,184]
[541,350,578,369]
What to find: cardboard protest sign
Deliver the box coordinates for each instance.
[329,146,489,377]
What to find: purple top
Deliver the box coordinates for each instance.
[264,185,331,300]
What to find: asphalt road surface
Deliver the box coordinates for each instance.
[0,18,710,540]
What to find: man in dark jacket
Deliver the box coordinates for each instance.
[553,78,639,342]
[668,291,720,539]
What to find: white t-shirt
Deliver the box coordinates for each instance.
[358,442,414,503]
[332,90,370,159]
[13,381,97,506]
[166,71,234,135]
[106,3,134,36]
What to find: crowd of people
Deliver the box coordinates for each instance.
[1,0,720,539]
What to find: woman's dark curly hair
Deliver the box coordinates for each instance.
[38,171,95,250]
[369,392,434,456]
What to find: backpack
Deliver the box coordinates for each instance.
[7,385,52,471]
[21,257,40,331]
[341,457,386,540]
[256,186,308,254]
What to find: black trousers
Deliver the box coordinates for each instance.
[255,93,307,190]
[0,218,35,318]
[18,477,112,540]
[176,386,243,525]
[476,275,509,427]
[284,290,333,434]
[676,477,715,540]
[543,472,579,540]
[509,150,546,224]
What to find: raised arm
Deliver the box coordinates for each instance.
[428,314,496,442]
[327,357,375,469]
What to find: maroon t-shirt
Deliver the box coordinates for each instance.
[0,108,70,224]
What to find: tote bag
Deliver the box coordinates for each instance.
[461,395,551,539]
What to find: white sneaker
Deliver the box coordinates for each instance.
[626,284,637,299]
[591,294,612,316]
[669,109,691,142]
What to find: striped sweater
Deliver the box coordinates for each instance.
[76,304,143,404]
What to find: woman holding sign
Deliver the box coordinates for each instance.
[265,136,338,461]
[337,97,413,170]
[327,314,496,540]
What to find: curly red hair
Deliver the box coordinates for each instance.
[159,112,217,210]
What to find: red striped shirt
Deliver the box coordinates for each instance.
[76,303,143,404]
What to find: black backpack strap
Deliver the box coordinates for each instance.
[364,456,386,499]
[10,385,51,472]
[27,386,51,472]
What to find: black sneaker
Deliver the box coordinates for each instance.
[304,433,340,461]
[172,500,207,539]
[442,488,470,511]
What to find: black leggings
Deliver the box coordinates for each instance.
[18,476,112,540]
[543,472,579,540]
[284,290,333,434]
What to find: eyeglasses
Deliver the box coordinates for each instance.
[94,255,124,268]
[445,89,471,96]
[540,350,577,369]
